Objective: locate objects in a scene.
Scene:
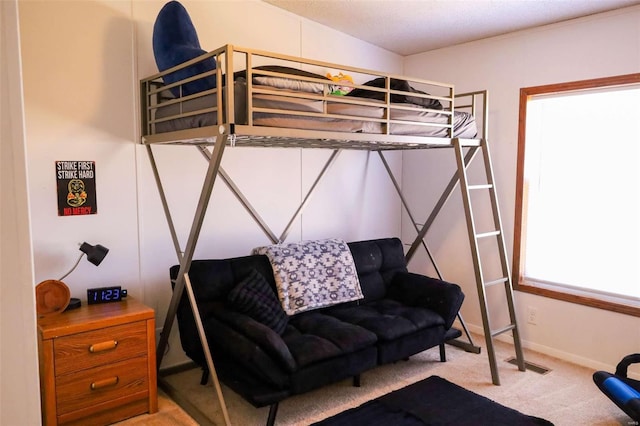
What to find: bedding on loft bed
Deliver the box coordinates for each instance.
[152,79,478,138]
[140,45,482,147]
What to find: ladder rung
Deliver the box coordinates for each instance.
[468,184,493,190]
[491,324,516,338]
[484,277,508,287]
[476,230,500,239]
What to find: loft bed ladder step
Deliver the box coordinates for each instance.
[484,277,509,287]
[476,230,501,239]
[453,138,526,386]
[468,183,493,190]
[491,324,517,337]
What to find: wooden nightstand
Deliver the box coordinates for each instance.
[37,297,158,425]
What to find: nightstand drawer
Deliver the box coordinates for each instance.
[55,355,148,415]
[54,321,147,375]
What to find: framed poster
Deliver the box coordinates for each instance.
[56,161,97,216]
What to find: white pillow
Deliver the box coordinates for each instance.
[253,76,328,94]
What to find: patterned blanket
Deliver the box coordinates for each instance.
[253,238,363,315]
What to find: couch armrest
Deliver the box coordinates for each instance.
[387,272,464,329]
[211,308,297,373]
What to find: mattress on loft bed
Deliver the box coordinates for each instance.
[252,108,477,138]
[152,78,478,139]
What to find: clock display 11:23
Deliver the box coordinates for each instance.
[87,286,127,305]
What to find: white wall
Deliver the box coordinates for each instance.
[18,0,403,371]
[1,0,41,424]
[402,7,640,375]
[20,0,140,300]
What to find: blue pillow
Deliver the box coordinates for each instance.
[152,1,216,97]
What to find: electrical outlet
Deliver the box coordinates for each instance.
[527,306,538,325]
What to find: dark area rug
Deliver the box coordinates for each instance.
[312,375,554,425]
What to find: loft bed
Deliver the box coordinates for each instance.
[140,44,521,425]
[141,45,484,149]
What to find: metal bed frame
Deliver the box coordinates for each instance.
[140,45,524,425]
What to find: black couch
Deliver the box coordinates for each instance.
[170,237,465,425]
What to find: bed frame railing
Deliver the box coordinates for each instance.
[140,44,481,148]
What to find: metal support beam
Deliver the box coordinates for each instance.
[405,144,480,263]
[377,151,442,277]
[197,147,341,246]
[152,128,231,425]
[197,146,279,244]
[146,144,183,262]
[278,149,341,243]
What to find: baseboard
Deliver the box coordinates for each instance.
[462,323,640,380]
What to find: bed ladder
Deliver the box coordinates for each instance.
[453,137,526,385]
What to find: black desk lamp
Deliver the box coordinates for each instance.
[59,242,109,280]
[36,242,109,316]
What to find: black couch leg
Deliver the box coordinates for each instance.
[353,374,361,387]
[439,343,447,362]
[200,368,209,385]
[266,403,279,426]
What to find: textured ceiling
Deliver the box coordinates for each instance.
[264,0,640,56]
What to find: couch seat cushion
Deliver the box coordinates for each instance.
[282,312,377,368]
[327,299,445,341]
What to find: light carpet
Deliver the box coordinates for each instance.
[125,335,633,425]
[113,390,198,426]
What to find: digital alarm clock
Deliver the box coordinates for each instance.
[87,286,128,305]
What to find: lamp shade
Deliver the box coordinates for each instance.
[80,242,109,266]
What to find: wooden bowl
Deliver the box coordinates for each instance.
[36,279,70,316]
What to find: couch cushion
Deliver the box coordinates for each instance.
[327,299,445,341]
[205,310,293,388]
[348,238,408,302]
[282,312,377,368]
[227,268,289,335]
[388,272,464,330]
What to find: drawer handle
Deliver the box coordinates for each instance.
[89,340,118,353]
[90,376,119,390]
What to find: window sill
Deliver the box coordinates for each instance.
[515,281,640,318]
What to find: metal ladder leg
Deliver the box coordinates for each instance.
[453,138,525,385]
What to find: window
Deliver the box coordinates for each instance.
[514,74,640,317]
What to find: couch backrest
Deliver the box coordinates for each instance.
[169,254,275,364]
[170,237,409,307]
[347,237,408,303]
[170,236,407,297]
[169,255,276,302]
